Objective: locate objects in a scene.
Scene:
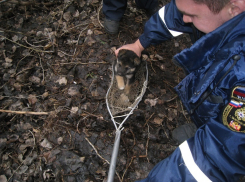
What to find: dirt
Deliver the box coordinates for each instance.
[1,0,236,182]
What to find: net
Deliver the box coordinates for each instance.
[106,58,148,182]
[107,60,148,117]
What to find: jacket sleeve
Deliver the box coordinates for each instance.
[138,118,245,182]
[139,0,193,48]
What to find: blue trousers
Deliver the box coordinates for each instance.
[103,0,158,21]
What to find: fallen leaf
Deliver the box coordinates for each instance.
[151,117,163,125]
[28,94,38,105]
[68,86,80,96]
[0,175,7,182]
[5,57,12,63]
[40,138,53,149]
[71,107,78,114]
[22,49,31,57]
[12,35,19,42]
[56,77,67,85]
[29,76,41,84]
[144,98,158,107]
[63,11,71,22]
[73,10,80,17]
[57,137,63,145]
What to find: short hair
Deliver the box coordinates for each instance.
[193,0,230,14]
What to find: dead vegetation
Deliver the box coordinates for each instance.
[0,0,198,181]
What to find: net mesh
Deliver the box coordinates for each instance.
[107,60,147,116]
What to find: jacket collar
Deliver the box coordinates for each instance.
[174,11,245,74]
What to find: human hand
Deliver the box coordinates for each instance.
[115,39,144,57]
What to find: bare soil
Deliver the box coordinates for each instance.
[2,0,237,182]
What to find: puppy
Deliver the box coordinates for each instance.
[113,49,141,94]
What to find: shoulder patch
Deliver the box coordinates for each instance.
[222,86,245,133]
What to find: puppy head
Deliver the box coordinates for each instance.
[118,49,140,66]
[114,49,141,75]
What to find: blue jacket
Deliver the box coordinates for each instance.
[138,0,245,181]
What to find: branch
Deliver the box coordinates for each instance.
[0,109,49,115]
[1,0,57,6]
[0,35,54,53]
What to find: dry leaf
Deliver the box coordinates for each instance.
[144,98,158,107]
[63,11,71,22]
[56,77,67,85]
[5,57,12,63]
[40,138,53,149]
[151,117,163,125]
[28,94,38,105]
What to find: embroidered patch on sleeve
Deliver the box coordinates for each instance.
[222,86,245,132]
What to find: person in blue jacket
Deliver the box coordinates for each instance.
[103,0,159,34]
[115,0,245,181]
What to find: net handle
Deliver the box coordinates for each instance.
[106,60,148,182]
[107,129,122,182]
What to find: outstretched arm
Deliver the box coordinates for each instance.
[115,39,144,57]
[115,0,194,57]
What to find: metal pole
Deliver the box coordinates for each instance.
[107,129,121,182]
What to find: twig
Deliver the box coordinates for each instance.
[58,50,74,57]
[10,115,17,122]
[24,37,46,48]
[165,95,178,103]
[86,49,94,59]
[68,22,89,31]
[84,137,122,181]
[0,109,49,115]
[77,110,108,133]
[97,1,104,28]
[2,0,57,6]
[139,124,150,162]
[88,77,97,90]
[149,59,156,73]
[162,79,175,88]
[0,35,54,53]
[121,156,136,181]
[163,80,176,95]
[7,159,24,181]
[143,112,154,127]
[33,39,50,44]
[0,94,47,99]
[129,128,136,147]
[85,137,110,164]
[73,25,89,59]
[52,61,108,65]
[0,82,8,90]
[82,110,106,121]
[160,122,169,139]
[67,129,72,146]
[38,53,45,83]
[15,67,35,76]
[14,50,34,76]
[122,124,150,181]
[29,130,36,145]
[7,129,36,182]
[76,115,89,134]
[179,100,190,123]
[0,28,35,38]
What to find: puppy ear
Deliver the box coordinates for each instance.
[118,49,127,57]
[133,57,141,66]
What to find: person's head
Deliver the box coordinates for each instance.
[193,0,230,14]
[175,0,245,33]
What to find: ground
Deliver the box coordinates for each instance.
[0,1,244,182]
